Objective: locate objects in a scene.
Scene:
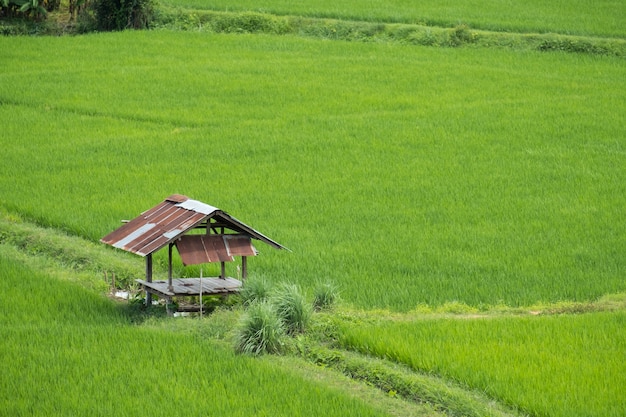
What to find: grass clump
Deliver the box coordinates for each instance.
[234,300,285,356]
[234,282,312,355]
[272,282,312,335]
[239,275,272,306]
[313,281,340,311]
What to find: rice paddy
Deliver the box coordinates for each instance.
[1,1,625,416]
[1,32,624,310]
[336,310,626,417]
[160,0,626,38]
[0,251,397,417]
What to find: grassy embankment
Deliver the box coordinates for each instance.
[161,0,626,39]
[3,0,626,56]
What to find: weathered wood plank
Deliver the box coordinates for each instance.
[136,277,242,298]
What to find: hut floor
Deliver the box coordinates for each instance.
[136,277,242,298]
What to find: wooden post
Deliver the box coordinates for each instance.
[168,243,173,292]
[199,268,203,318]
[220,261,225,280]
[145,253,153,307]
[166,297,173,316]
[242,256,248,281]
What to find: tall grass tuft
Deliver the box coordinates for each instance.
[234,300,285,355]
[239,275,272,306]
[313,281,340,311]
[272,283,312,335]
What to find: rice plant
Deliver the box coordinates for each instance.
[336,311,626,417]
[1,33,623,310]
[0,250,389,416]
[0,22,624,417]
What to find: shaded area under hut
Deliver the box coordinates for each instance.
[100,194,287,312]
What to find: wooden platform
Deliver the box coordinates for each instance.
[136,277,242,298]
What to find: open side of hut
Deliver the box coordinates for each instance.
[100,194,286,310]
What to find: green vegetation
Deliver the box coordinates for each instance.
[0,209,142,289]
[335,310,626,417]
[238,274,272,305]
[313,281,340,311]
[152,10,625,57]
[1,2,625,416]
[235,281,311,354]
[94,0,155,30]
[0,250,403,417]
[272,282,312,335]
[1,32,624,310]
[159,0,626,39]
[3,0,626,57]
[234,299,286,355]
[298,342,524,417]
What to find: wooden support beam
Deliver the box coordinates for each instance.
[145,253,153,306]
[242,256,248,280]
[220,261,226,280]
[168,243,173,292]
[166,296,174,317]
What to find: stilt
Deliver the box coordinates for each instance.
[242,256,248,281]
[168,243,173,292]
[166,297,174,316]
[145,253,153,307]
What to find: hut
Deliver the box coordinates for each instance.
[100,194,287,311]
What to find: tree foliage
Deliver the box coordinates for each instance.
[94,0,154,31]
[1,0,48,20]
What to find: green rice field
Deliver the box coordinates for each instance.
[161,0,626,38]
[1,1,625,416]
[0,251,395,417]
[1,32,624,310]
[336,310,626,417]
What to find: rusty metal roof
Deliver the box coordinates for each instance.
[100,194,286,257]
[175,235,258,265]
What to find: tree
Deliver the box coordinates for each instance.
[18,0,48,21]
[95,0,154,31]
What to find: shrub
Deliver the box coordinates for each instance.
[313,281,340,311]
[94,0,154,31]
[272,283,312,335]
[448,24,475,47]
[234,300,285,356]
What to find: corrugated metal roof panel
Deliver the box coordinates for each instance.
[101,195,288,256]
[165,194,188,203]
[224,235,258,257]
[176,199,218,215]
[175,235,246,265]
[111,223,156,250]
